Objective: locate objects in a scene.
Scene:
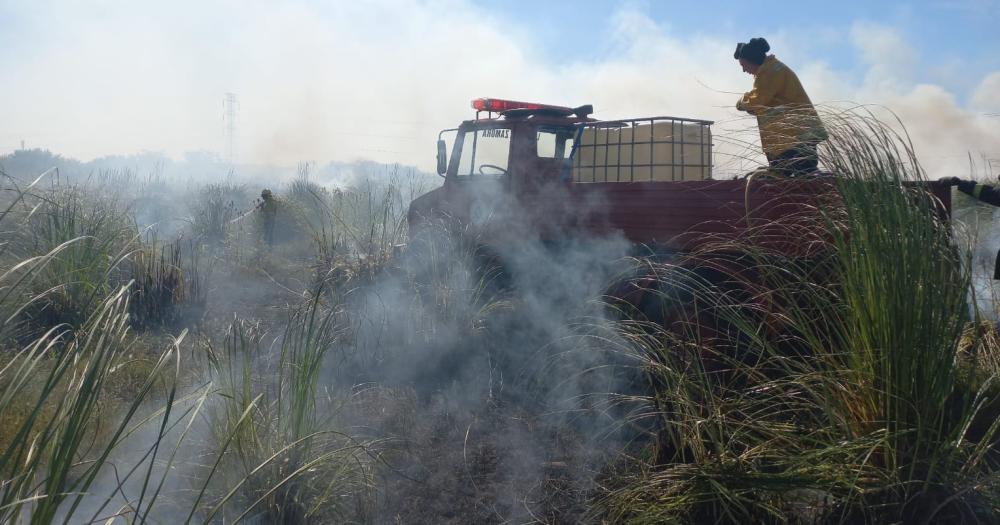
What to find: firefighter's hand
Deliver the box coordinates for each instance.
[940,176,963,186]
[736,99,746,112]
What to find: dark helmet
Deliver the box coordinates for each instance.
[734,37,770,66]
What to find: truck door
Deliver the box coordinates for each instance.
[446,125,514,230]
[506,125,580,238]
[510,125,575,196]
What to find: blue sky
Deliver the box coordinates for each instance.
[476,0,1000,101]
[0,0,998,175]
[485,0,999,63]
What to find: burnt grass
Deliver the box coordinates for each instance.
[329,274,635,523]
[350,390,600,524]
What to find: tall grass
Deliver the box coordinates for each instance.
[198,291,375,523]
[295,170,424,287]
[0,173,190,523]
[9,186,137,338]
[189,182,246,246]
[128,239,198,330]
[1,172,252,524]
[1,179,203,337]
[603,109,1000,523]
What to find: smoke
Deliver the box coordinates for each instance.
[829,22,1000,177]
[299,173,644,521]
[2,2,997,177]
[972,72,1000,114]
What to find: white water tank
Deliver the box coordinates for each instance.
[573,120,712,182]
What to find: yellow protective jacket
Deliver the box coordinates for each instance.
[739,55,827,159]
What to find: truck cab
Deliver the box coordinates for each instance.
[429,99,588,214]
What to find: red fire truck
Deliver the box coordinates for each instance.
[411,98,947,254]
[407,98,952,323]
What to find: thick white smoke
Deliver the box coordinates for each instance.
[1,2,997,176]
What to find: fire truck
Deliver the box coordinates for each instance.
[406,98,952,321]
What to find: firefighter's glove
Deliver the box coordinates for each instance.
[736,98,747,112]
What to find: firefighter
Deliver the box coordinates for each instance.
[734,37,827,177]
[259,188,277,246]
[944,176,1000,279]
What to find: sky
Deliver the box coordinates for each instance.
[1,0,998,176]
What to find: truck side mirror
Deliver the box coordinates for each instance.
[436,140,448,177]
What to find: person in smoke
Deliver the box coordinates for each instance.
[735,37,827,177]
[944,176,1000,279]
[259,188,277,246]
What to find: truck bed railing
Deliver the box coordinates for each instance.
[570,116,714,183]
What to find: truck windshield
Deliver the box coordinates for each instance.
[455,128,511,177]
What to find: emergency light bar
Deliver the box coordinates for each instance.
[472,98,573,114]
